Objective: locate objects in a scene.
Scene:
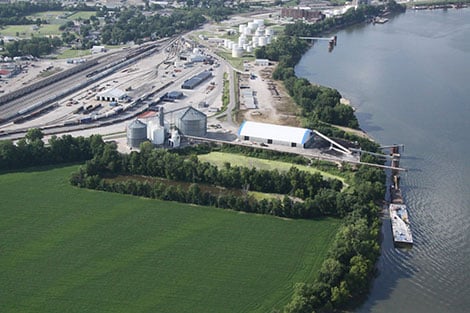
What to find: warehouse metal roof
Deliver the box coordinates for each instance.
[238,121,313,145]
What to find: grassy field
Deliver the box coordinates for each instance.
[198,151,348,186]
[0,165,340,313]
[57,48,91,59]
[0,24,61,38]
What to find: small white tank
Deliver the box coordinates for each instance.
[170,129,180,148]
[265,28,274,36]
[252,36,259,47]
[238,36,246,46]
[258,36,267,47]
[246,46,253,53]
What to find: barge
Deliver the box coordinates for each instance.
[389,203,413,246]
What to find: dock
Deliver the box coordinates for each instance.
[387,145,413,247]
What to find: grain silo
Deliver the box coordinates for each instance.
[127,119,147,148]
[176,107,207,137]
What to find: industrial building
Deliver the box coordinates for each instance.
[181,71,212,89]
[165,91,184,100]
[280,8,326,22]
[238,121,315,148]
[96,88,127,102]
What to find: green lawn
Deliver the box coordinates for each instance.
[66,11,97,20]
[57,48,91,59]
[0,24,61,38]
[198,151,348,186]
[0,165,340,313]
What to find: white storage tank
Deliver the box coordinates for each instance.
[238,36,246,46]
[232,44,243,58]
[247,22,255,30]
[258,36,267,47]
[223,39,229,48]
[252,36,259,47]
[246,46,253,53]
[265,28,274,36]
[227,40,233,49]
[243,27,251,35]
[152,127,165,145]
[254,19,264,27]
[239,24,246,34]
[267,36,272,44]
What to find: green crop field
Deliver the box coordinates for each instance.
[0,165,340,313]
[198,151,347,185]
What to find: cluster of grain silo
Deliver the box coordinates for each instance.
[222,19,275,58]
[126,106,207,148]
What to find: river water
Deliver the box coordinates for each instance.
[296,8,470,313]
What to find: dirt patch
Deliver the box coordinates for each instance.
[238,63,301,127]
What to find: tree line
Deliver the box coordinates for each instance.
[70,141,385,219]
[0,129,104,171]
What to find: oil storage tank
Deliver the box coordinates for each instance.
[127,119,147,148]
[175,107,207,137]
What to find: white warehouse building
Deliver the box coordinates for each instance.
[238,121,315,148]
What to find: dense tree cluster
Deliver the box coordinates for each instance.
[100,7,206,45]
[5,36,62,57]
[0,1,62,26]
[0,129,104,171]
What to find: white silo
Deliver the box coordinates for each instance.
[152,127,165,145]
[246,46,253,53]
[258,36,267,47]
[252,36,259,47]
[147,118,158,140]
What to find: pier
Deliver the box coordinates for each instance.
[299,36,337,52]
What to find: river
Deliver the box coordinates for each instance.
[296,8,470,313]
